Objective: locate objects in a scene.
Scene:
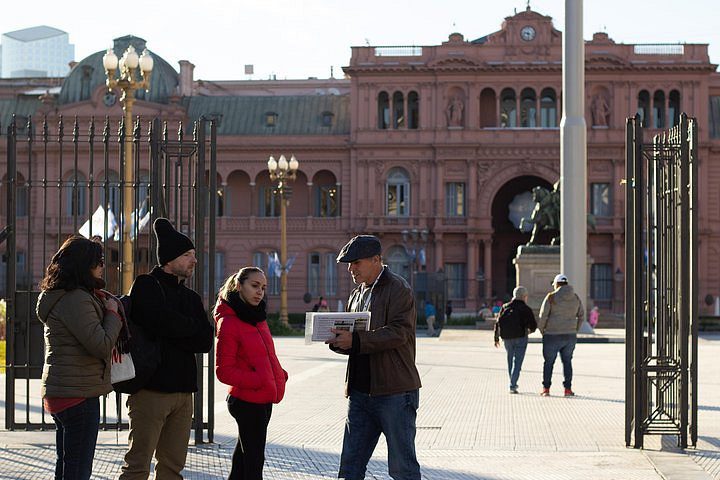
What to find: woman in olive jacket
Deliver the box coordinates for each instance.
[214,266,287,480]
[36,236,122,480]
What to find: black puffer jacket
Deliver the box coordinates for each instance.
[494,298,537,341]
[130,266,214,393]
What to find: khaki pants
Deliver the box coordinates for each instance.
[426,315,436,336]
[120,389,193,480]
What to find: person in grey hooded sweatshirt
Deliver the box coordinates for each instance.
[537,274,584,397]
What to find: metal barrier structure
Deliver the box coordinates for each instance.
[2,115,218,444]
[625,112,698,448]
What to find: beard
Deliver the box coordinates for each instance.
[171,264,195,280]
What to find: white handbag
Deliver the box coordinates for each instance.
[110,348,136,384]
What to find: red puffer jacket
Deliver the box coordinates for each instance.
[214,300,287,404]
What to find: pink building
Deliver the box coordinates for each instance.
[2,8,720,317]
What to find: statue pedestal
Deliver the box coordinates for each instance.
[513,245,595,320]
[513,245,561,313]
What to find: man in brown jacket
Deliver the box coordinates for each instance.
[327,235,422,480]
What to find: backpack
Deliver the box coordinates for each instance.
[112,275,164,394]
[497,303,524,339]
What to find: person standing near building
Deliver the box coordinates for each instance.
[537,274,584,397]
[120,218,214,479]
[477,303,494,322]
[493,286,537,394]
[424,301,437,336]
[327,235,422,480]
[589,306,600,328]
[37,236,123,479]
[214,266,287,480]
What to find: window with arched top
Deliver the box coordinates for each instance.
[653,90,665,128]
[393,91,405,128]
[479,88,497,127]
[313,170,339,217]
[668,90,681,128]
[520,88,537,127]
[378,91,389,129]
[637,90,650,128]
[386,167,410,217]
[307,252,338,297]
[385,245,411,282]
[407,91,419,129]
[500,88,517,127]
[540,88,557,128]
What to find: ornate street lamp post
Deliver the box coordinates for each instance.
[102,45,154,293]
[268,154,299,325]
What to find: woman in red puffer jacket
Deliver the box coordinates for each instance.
[214,266,287,480]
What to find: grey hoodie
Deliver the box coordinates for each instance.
[537,284,584,335]
[36,288,122,398]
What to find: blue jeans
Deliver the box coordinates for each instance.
[503,336,528,389]
[51,397,100,480]
[542,334,577,389]
[339,389,421,480]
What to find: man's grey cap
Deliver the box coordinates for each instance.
[336,235,382,263]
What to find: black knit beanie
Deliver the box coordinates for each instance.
[153,218,195,265]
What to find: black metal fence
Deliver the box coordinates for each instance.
[2,115,217,443]
[625,113,698,448]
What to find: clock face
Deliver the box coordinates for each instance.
[520,25,536,41]
[103,92,117,107]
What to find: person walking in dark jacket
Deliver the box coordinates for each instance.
[214,266,288,480]
[120,218,214,479]
[493,286,537,394]
[36,236,122,480]
[327,235,422,480]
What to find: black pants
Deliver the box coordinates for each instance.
[227,395,272,480]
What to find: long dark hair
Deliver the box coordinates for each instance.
[40,235,105,291]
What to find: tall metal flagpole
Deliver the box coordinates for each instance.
[561,0,588,308]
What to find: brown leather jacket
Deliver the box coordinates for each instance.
[334,267,422,396]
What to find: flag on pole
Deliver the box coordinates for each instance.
[267,252,282,278]
[285,253,297,273]
[113,199,152,241]
[79,205,118,241]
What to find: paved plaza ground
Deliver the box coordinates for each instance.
[1,328,719,479]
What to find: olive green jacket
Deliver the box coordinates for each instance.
[36,288,122,398]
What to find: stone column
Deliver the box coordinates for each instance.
[466,236,478,310]
[483,237,492,301]
[561,0,588,308]
[467,160,477,218]
[434,233,444,272]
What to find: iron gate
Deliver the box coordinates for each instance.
[2,114,218,444]
[625,112,698,448]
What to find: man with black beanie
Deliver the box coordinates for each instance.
[120,218,214,479]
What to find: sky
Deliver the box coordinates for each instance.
[1,0,718,81]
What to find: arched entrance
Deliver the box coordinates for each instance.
[385,245,411,282]
[491,176,554,301]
